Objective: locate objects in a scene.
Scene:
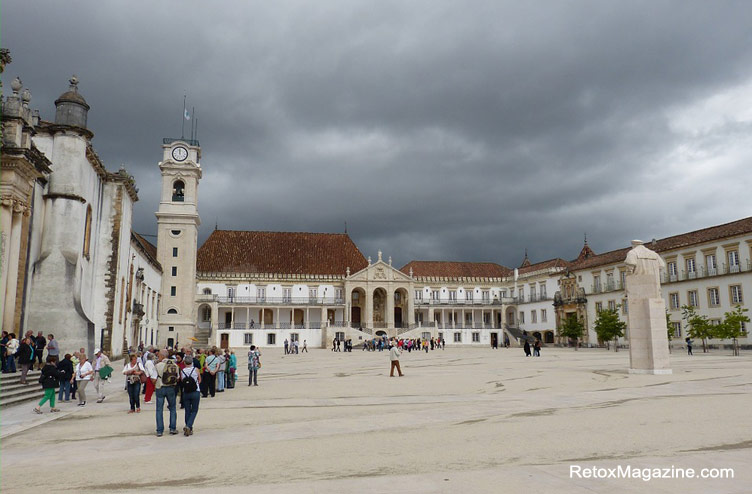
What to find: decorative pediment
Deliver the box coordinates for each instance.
[348,260,413,283]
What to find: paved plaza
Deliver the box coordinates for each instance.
[1,347,750,493]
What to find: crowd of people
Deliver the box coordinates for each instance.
[27,339,264,438]
[1,330,60,382]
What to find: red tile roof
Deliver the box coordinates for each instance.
[132,232,162,272]
[570,216,752,270]
[400,261,511,279]
[196,230,367,275]
[517,258,569,275]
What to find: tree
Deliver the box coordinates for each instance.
[593,307,626,352]
[559,315,585,350]
[666,310,673,354]
[716,305,750,356]
[681,305,714,353]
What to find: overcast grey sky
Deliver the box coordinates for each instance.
[3,1,752,268]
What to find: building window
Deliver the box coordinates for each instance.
[500,290,507,298]
[453,332,461,343]
[482,290,490,301]
[335,331,345,341]
[335,288,343,300]
[171,229,182,236]
[667,261,678,280]
[310,288,318,299]
[708,288,720,307]
[172,180,185,202]
[83,204,92,259]
[622,300,628,314]
[541,309,547,323]
[203,288,212,295]
[620,270,627,288]
[595,302,603,313]
[170,286,176,296]
[518,287,524,300]
[171,266,177,276]
[449,290,457,301]
[608,300,616,311]
[352,291,359,302]
[465,291,473,301]
[531,310,537,323]
[685,257,696,277]
[395,291,402,302]
[728,250,740,272]
[244,333,253,345]
[431,290,440,301]
[415,290,422,300]
[688,290,699,308]
[669,293,680,310]
[168,326,174,332]
[267,333,276,345]
[539,284,546,299]
[472,332,480,342]
[606,272,614,290]
[730,285,743,304]
[519,311,525,324]
[593,275,601,292]
[172,247,178,257]
[671,322,681,338]
[167,308,177,314]
[706,254,717,275]
[257,287,265,300]
[202,306,211,321]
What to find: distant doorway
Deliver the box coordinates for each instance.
[220,333,229,349]
[490,333,498,348]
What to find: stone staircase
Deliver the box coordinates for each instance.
[194,327,212,347]
[0,371,44,408]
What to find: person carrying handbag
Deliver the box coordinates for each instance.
[122,354,145,413]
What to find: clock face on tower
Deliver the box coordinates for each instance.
[171,146,188,162]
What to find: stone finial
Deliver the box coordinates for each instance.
[409,267,413,277]
[69,75,79,91]
[346,267,350,276]
[21,88,31,106]
[388,256,392,266]
[10,77,22,94]
[378,250,382,262]
[368,256,372,265]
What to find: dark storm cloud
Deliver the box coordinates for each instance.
[4,0,752,268]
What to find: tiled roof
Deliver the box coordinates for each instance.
[196,230,367,275]
[132,232,162,272]
[570,216,752,271]
[400,261,511,279]
[517,258,569,275]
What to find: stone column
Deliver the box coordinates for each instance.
[3,206,24,332]
[366,290,373,328]
[275,307,280,329]
[386,288,394,328]
[0,201,13,328]
[407,290,415,326]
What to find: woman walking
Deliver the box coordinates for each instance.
[73,354,93,406]
[123,354,145,413]
[57,354,74,402]
[248,345,261,386]
[34,356,61,414]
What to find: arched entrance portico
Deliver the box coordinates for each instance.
[505,307,516,326]
[373,288,387,327]
[351,287,365,326]
[394,288,408,328]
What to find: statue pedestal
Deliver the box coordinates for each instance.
[626,275,672,375]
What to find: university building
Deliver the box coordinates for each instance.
[3,60,750,353]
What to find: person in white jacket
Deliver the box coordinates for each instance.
[72,354,94,406]
[389,340,404,377]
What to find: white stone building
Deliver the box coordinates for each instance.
[1,72,162,358]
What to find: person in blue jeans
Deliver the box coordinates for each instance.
[154,350,178,437]
[56,354,74,402]
[181,357,201,436]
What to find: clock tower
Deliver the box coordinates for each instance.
[155,138,202,348]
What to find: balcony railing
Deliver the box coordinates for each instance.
[660,261,751,284]
[212,296,346,305]
[415,298,509,306]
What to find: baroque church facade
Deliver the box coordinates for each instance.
[3,57,750,354]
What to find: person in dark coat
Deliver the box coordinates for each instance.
[523,340,531,357]
[17,337,34,384]
[57,354,74,402]
[34,356,61,414]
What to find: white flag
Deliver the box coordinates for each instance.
[184,109,191,120]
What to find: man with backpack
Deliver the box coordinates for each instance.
[180,353,201,436]
[154,350,179,437]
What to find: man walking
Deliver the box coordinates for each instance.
[301,340,308,353]
[35,332,47,370]
[389,339,404,377]
[92,348,111,403]
[284,339,289,355]
[154,350,179,437]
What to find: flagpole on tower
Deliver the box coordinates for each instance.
[181,93,186,139]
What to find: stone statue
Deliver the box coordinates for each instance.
[624,240,671,374]
[624,240,665,278]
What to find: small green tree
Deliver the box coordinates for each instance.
[593,307,626,352]
[716,305,750,356]
[681,305,714,353]
[666,310,673,354]
[559,315,585,351]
